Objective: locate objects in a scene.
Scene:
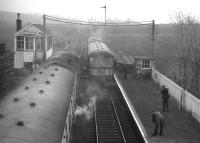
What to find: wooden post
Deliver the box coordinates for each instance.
[152,20,155,57]
[43,15,46,62]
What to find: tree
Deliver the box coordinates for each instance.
[172,12,200,97]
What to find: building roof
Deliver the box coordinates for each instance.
[88,41,113,57]
[15,24,52,36]
[33,24,52,35]
[134,56,156,60]
[123,56,135,65]
[113,48,124,64]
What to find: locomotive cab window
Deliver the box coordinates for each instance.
[142,60,150,69]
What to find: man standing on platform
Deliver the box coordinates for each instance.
[161,85,169,112]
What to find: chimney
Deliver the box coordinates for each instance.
[16,13,22,32]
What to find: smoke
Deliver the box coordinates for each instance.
[74,79,107,121]
[74,96,96,120]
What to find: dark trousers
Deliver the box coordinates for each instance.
[162,99,169,112]
[153,121,163,136]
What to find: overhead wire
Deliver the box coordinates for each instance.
[46,15,152,25]
[45,15,152,27]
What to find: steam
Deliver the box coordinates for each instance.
[74,80,107,121]
[74,96,96,120]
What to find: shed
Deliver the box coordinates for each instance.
[134,56,156,75]
[14,23,53,69]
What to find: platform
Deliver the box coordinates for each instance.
[118,74,200,143]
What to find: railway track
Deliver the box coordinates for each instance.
[95,88,126,143]
[78,85,146,143]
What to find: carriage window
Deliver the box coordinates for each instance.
[142,60,150,69]
[16,36,24,50]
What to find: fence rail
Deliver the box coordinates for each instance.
[152,67,200,122]
[0,56,14,77]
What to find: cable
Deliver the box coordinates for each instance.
[46,17,152,27]
[46,15,152,25]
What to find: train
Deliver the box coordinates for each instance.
[88,35,114,78]
[0,50,79,143]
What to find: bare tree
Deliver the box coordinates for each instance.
[172,13,200,97]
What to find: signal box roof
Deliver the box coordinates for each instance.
[134,56,156,60]
[15,24,52,36]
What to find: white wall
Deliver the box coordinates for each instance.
[152,67,200,122]
[24,51,34,62]
[46,48,53,59]
[14,51,24,68]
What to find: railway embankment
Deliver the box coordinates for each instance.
[118,74,200,143]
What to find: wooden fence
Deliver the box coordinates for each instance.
[152,67,200,122]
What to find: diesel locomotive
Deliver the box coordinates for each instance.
[88,35,114,77]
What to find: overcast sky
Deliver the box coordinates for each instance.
[0,0,200,23]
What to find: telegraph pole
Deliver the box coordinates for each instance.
[101,4,107,41]
[43,14,46,62]
[152,20,155,57]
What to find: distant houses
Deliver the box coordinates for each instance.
[14,13,53,69]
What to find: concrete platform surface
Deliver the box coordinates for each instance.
[118,75,200,143]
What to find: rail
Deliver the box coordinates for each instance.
[95,88,127,143]
[94,102,99,143]
[114,74,149,143]
[108,88,127,143]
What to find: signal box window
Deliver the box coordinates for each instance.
[47,36,53,50]
[98,68,105,73]
[35,37,42,50]
[16,36,24,50]
[25,37,34,50]
[142,60,150,69]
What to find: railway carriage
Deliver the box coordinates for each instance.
[88,35,102,43]
[88,37,114,77]
[0,50,79,143]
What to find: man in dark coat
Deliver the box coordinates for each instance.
[161,85,169,112]
[152,111,166,136]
